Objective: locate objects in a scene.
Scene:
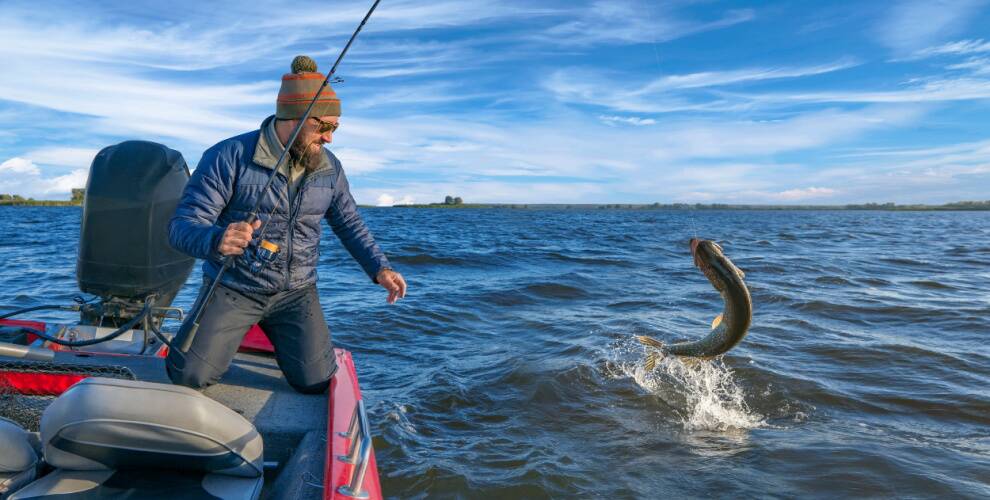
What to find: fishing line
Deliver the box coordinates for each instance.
[643,2,701,241]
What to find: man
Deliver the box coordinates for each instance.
[167,55,406,394]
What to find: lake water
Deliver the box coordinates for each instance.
[1,206,988,498]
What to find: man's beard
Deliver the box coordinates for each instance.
[289,140,324,172]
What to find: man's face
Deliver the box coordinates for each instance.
[290,115,338,171]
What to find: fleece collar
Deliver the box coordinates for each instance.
[252,115,331,174]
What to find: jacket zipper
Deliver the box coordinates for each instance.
[283,171,319,289]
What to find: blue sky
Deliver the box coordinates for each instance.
[1,0,989,204]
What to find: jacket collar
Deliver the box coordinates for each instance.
[252,115,332,174]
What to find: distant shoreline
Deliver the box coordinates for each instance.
[0,200,80,206]
[3,201,988,211]
[384,201,990,211]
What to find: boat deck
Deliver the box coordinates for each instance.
[206,351,329,500]
[206,351,328,447]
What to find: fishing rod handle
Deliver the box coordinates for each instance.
[180,256,233,353]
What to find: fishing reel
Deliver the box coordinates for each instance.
[246,239,280,274]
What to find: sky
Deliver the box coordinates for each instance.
[0,0,989,205]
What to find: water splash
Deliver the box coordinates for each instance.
[611,337,764,431]
[383,401,418,435]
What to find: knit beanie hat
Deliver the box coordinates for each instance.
[276,55,341,119]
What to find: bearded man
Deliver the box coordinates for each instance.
[166,55,406,394]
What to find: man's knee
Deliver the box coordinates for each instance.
[285,361,337,394]
[288,377,331,394]
[166,353,219,390]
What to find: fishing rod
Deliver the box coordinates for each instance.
[180,0,382,353]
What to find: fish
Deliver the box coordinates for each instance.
[638,238,752,369]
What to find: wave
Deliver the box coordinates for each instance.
[908,280,956,290]
[522,283,589,299]
[814,276,854,286]
[390,253,471,266]
[544,252,634,267]
[879,257,935,268]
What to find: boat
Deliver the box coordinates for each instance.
[0,141,382,499]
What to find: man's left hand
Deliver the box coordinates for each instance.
[377,269,407,304]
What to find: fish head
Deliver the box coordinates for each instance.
[689,238,743,287]
[689,238,723,267]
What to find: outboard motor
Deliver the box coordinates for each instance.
[76,141,194,326]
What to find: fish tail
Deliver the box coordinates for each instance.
[637,335,666,371]
[644,351,661,372]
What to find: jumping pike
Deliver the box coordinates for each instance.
[638,238,752,369]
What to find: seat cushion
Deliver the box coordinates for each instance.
[1,469,36,500]
[9,469,262,500]
[40,378,262,477]
[0,417,38,498]
[0,418,37,474]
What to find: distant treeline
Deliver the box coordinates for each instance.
[0,190,85,206]
[393,200,990,211]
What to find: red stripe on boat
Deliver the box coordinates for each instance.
[0,319,46,344]
[325,349,383,500]
[0,372,86,395]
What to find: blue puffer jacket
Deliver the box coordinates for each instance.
[169,116,390,294]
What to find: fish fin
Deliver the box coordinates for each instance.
[636,335,665,349]
[645,351,661,372]
[638,335,666,371]
[710,313,723,330]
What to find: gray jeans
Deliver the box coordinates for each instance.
[166,281,336,394]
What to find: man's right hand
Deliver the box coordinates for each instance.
[219,220,262,256]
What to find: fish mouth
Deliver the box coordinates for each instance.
[689,238,707,270]
[689,238,700,254]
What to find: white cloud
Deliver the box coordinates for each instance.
[25,147,100,168]
[910,38,990,59]
[0,56,269,147]
[877,0,987,53]
[0,0,547,74]
[0,157,88,198]
[259,0,551,33]
[356,180,608,205]
[599,115,656,126]
[332,104,926,204]
[648,106,923,161]
[43,169,89,195]
[773,187,837,201]
[638,60,859,92]
[0,157,40,175]
[376,193,395,206]
[743,78,990,104]
[540,2,754,46]
[375,193,415,206]
[332,147,390,175]
[946,57,990,75]
[544,60,859,113]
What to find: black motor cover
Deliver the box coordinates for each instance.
[77,141,194,303]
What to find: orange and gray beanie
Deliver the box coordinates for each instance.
[276,55,341,119]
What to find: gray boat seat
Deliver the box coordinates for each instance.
[0,417,38,499]
[10,378,264,500]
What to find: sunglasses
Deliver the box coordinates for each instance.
[310,117,339,134]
